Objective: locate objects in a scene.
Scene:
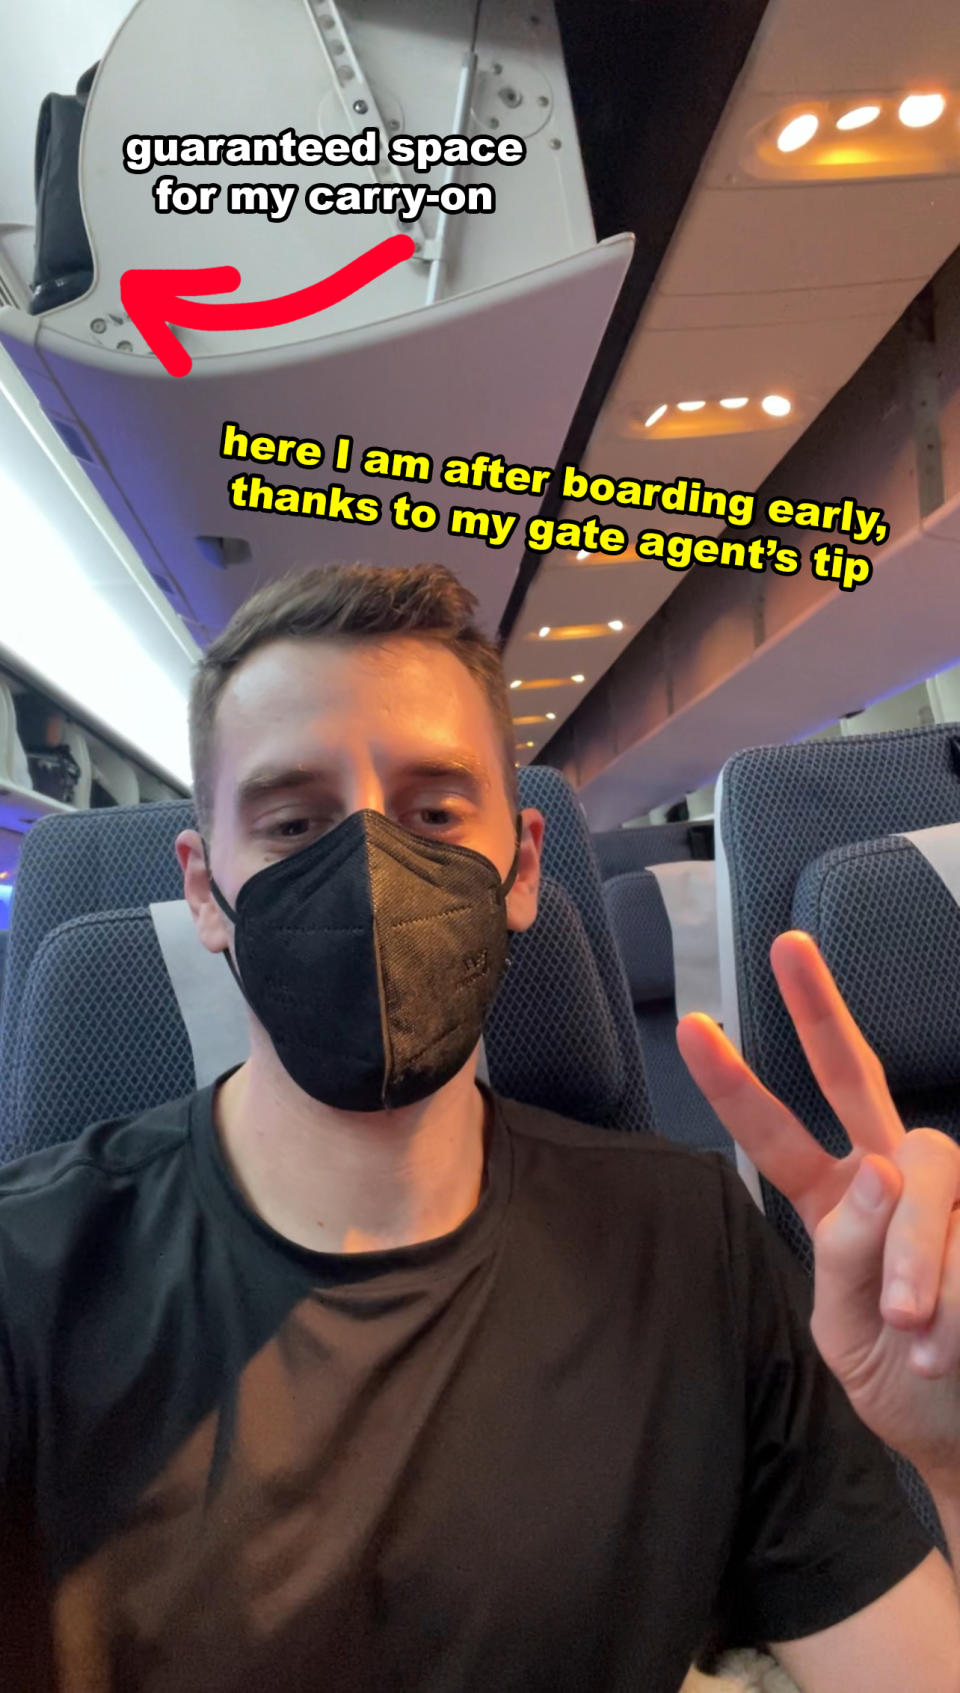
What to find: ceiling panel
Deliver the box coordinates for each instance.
[514,0,960,769]
[745,0,960,94]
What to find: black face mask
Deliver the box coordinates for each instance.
[205,810,522,1112]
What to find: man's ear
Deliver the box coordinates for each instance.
[505,807,544,934]
[175,829,232,956]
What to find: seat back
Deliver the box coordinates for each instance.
[603,868,733,1159]
[0,800,192,1144]
[593,822,700,880]
[718,724,960,1251]
[718,722,960,1546]
[793,825,960,1128]
[1,768,653,1159]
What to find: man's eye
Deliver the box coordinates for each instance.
[412,807,460,830]
[270,817,326,840]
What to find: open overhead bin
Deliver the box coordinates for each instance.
[0,0,633,636]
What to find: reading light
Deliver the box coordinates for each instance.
[608,619,624,631]
[898,93,945,128]
[577,549,590,560]
[511,677,581,690]
[777,113,819,152]
[749,93,960,182]
[546,712,556,720]
[626,394,795,440]
[531,623,623,641]
[509,679,522,688]
[836,105,880,130]
[644,404,667,428]
[538,625,551,638]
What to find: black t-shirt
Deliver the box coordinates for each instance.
[0,1080,932,1692]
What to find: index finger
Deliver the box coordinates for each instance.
[770,931,903,1159]
[676,1011,840,1229]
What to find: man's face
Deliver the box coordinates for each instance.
[177,635,543,959]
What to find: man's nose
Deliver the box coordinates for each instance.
[347,771,387,817]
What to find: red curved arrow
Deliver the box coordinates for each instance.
[121,233,416,377]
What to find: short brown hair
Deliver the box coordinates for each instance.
[188,562,518,834]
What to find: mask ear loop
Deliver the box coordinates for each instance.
[200,837,250,1004]
[502,814,524,896]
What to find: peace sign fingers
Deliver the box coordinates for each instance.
[675,1011,849,1233]
[769,931,904,1161]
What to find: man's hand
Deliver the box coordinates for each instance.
[677,931,960,1489]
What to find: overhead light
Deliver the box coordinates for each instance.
[751,93,960,183]
[608,619,624,631]
[546,712,556,720]
[530,622,623,641]
[777,113,819,152]
[512,714,548,725]
[836,105,880,131]
[644,404,667,428]
[898,93,945,128]
[629,394,795,439]
[538,625,551,638]
[510,676,582,690]
[576,549,590,560]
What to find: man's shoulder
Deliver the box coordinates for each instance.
[493,1092,737,1207]
[0,1093,195,1246]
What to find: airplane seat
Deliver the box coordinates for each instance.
[0,767,654,1161]
[0,931,8,1015]
[793,825,960,1138]
[718,721,960,1549]
[602,868,734,1160]
[0,800,190,1146]
[592,822,696,880]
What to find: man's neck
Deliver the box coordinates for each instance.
[212,1056,490,1255]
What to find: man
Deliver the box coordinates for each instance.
[1,561,959,1692]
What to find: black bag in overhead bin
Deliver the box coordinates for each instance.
[29,63,99,316]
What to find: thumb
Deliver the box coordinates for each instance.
[809,1155,903,1376]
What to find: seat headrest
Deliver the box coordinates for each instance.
[602,872,675,1004]
[5,873,634,1161]
[487,875,626,1124]
[792,823,960,1088]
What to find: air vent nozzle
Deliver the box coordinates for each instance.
[196,535,253,569]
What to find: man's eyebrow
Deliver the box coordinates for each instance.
[236,766,332,808]
[235,755,490,807]
[400,756,490,791]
